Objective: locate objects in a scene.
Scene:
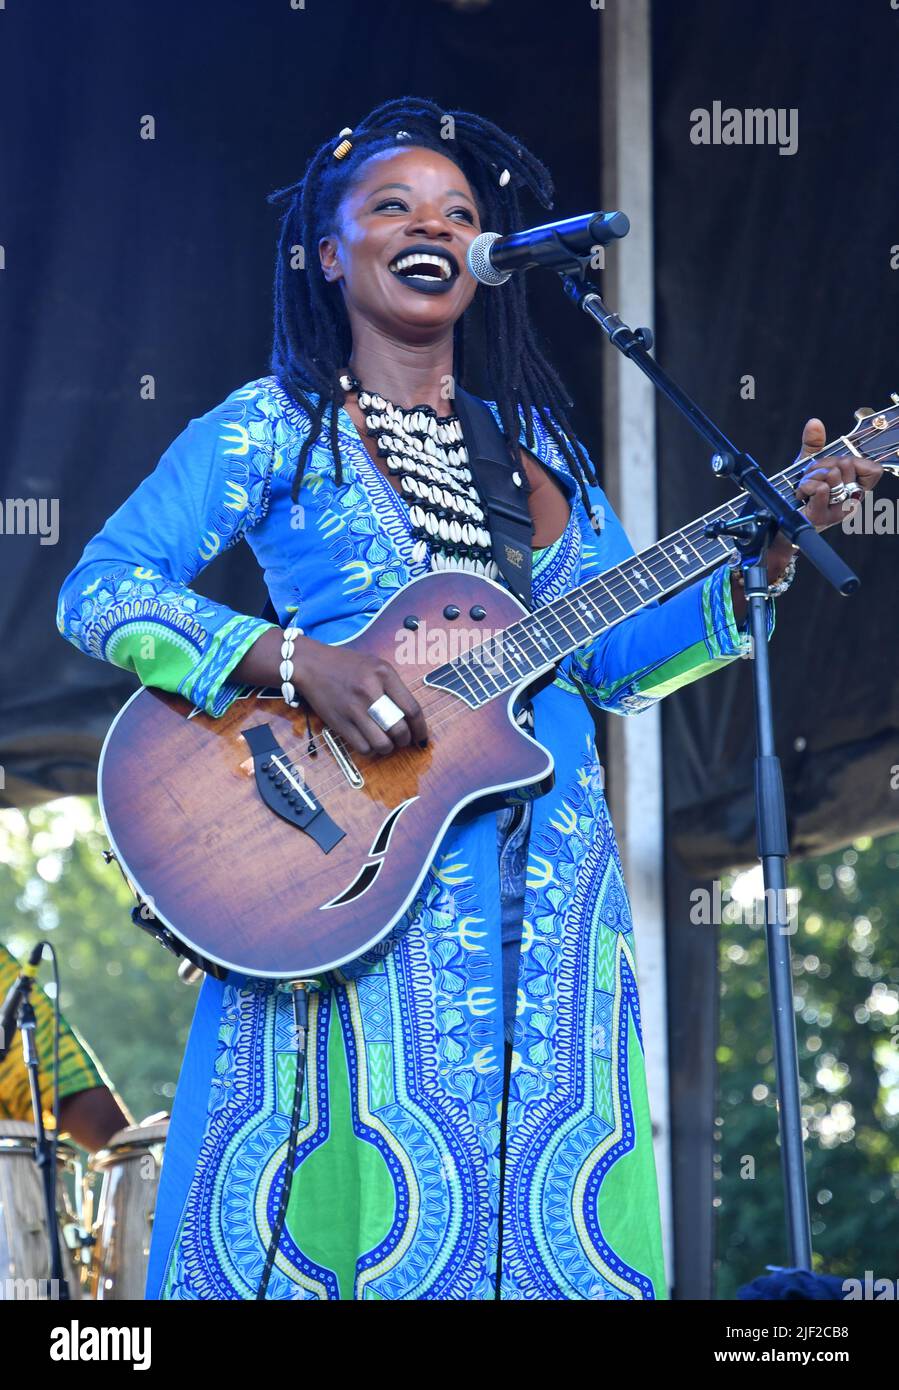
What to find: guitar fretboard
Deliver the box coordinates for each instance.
[424,438,848,707]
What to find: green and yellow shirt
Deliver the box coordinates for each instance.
[0,943,108,1124]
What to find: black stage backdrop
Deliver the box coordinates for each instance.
[655,0,899,875]
[653,0,899,1297]
[2,0,897,1299]
[0,0,604,806]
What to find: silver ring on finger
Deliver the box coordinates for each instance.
[367,694,406,733]
[828,482,848,504]
[843,481,862,500]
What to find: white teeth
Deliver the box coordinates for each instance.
[389,251,454,281]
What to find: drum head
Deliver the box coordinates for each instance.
[0,1119,78,1163]
[89,1118,169,1170]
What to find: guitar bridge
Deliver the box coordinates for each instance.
[241,724,345,853]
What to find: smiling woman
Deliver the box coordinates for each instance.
[55,95,797,1301]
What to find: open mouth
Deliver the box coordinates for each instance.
[387,244,460,294]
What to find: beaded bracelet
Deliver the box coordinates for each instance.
[768,552,799,597]
[279,625,304,708]
[727,547,798,597]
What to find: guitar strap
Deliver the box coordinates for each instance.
[452,386,535,609]
[454,387,574,708]
[454,387,604,722]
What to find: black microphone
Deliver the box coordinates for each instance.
[0,941,44,1062]
[466,211,630,286]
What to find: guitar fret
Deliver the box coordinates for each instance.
[545,606,578,645]
[505,620,547,673]
[569,585,610,631]
[555,596,594,644]
[464,656,503,697]
[659,531,699,576]
[606,568,643,611]
[640,543,682,590]
[475,630,521,690]
[588,575,628,620]
[683,526,728,564]
[445,660,489,705]
[489,628,529,683]
[620,555,664,601]
[520,613,565,662]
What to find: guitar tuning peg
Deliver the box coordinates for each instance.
[854,406,877,420]
[891,393,899,405]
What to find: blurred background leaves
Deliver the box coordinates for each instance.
[1,798,196,1123]
[716,832,899,1297]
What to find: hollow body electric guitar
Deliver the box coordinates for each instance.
[99,404,899,978]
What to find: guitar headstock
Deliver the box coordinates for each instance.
[846,396,899,478]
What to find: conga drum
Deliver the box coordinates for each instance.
[0,1120,83,1299]
[89,1117,168,1300]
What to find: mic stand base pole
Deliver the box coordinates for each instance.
[721,519,813,1271]
[19,991,70,1300]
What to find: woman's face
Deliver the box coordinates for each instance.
[319,145,483,341]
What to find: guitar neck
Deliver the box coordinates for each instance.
[426,428,886,707]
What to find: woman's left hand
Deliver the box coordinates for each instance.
[763,417,883,583]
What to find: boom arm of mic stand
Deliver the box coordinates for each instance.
[559,272,860,597]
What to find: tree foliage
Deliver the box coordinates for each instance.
[716,832,899,1297]
[0,797,197,1126]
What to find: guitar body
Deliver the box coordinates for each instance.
[98,572,555,979]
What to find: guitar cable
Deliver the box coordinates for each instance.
[495,1039,514,1300]
[256,980,312,1300]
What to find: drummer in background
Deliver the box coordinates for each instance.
[0,943,132,1151]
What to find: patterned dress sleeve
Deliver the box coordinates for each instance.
[56,383,280,718]
[558,457,776,716]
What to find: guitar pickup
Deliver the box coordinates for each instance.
[241,724,345,853]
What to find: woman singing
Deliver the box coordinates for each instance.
[56,96,876,1300]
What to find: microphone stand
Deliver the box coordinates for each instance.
[558,267,861,1273]
[17,977,70,1300]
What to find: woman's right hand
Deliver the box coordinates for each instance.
[291,635,428,757]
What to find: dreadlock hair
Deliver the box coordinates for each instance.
[268,95,600,511]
